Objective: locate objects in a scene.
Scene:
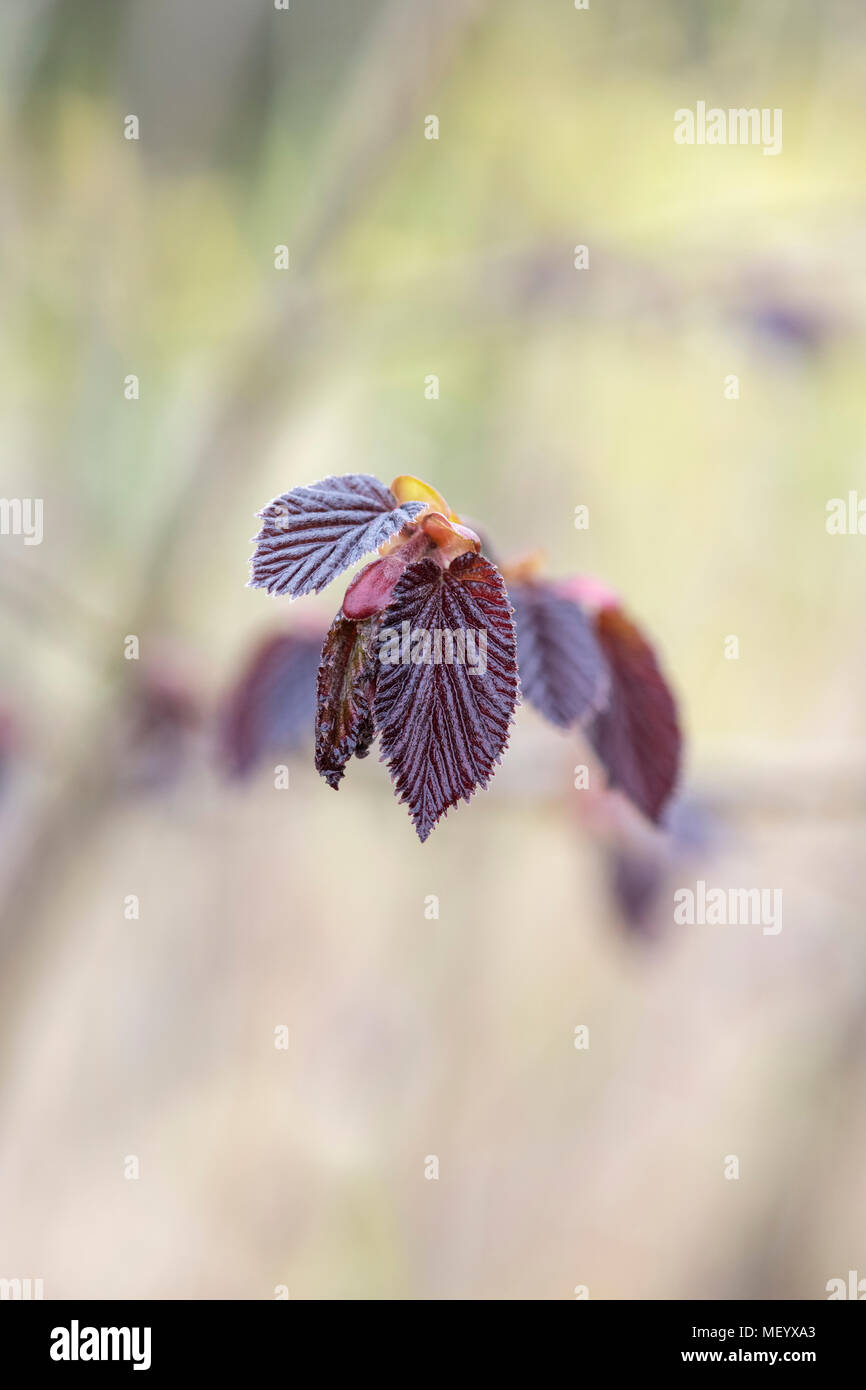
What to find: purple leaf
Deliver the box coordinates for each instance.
[509,579,609,729]
[249,473,426,598]
[315,613,381,789]
[374,554,519,841]
[221,630,322,777]
[588,605,681,824]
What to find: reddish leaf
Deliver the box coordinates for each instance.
[342,555,408,621]
[588,606,681,824]
[249,473,425,598]
[374,554,518,841]
[342,526,434,621]
[509,579,609,729]
[222,631,322,777]
[315,613,381,789]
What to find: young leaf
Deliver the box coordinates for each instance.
[390,474,457,520]
[342,554,413,621]
[222,631,321,777]
[342,526,434,620]
[315,613,381,789]
[374,554,519,841]
[418,511,481,562]
[508,579,609,729]
[342,517,480,620]
[249,473,426,598]
[587,605,681,824]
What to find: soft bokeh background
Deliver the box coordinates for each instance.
[1,0,865,1299]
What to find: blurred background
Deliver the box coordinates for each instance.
[1,0,865,1300]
